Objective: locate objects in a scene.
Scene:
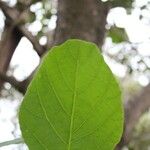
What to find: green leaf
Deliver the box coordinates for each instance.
[111,0,133,8]
[19,39,123,150]
[108,27,128,43]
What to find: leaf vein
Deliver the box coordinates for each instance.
[44,67,69,116]
[35,81,67,144]
[55,51,73,92]
[73,77,112,134]
[72,107,118,142]
[22,120,48,150]
[67,50,79,150]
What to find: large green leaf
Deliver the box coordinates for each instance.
[19,39,123,150]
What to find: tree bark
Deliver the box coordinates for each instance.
[54,0,109,47]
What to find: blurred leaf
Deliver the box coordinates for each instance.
[37,30,43,39]
[45,11,52,19]
[28,12,36,23]
[19,40,123,150]
[108,27,128,43]
[111,0,133,8]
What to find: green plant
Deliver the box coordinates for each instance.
[0,39,124,149]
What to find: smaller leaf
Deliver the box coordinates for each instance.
[108,26,128,43]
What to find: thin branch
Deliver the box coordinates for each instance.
[0,72,26,94]
[0,0,45,57]
[0,138,24,147]
[19,26,45,56]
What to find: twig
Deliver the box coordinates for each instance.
[0,138,24,147]
[0,0,45,57]
[19,26,45,56]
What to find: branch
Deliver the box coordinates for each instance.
[0,72,26,94]
[0,1,18,20]
[0,3,23,90]
[117,84,150,148]
[0,138,24,147]
[19,26,45,56]
[0,0,45,57]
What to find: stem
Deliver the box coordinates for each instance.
[0,138,24,147]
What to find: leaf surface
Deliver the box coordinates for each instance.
[19,39,123,150]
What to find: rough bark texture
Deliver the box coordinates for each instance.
[0,20,22,90]
[54,0,109,47]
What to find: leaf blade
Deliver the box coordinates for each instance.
[19,39,123,150]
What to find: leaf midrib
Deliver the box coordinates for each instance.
[67,57,79,150]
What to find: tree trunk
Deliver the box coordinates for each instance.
[54,0,109,47]
[116,84,150,149]
[0,20,22,90]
